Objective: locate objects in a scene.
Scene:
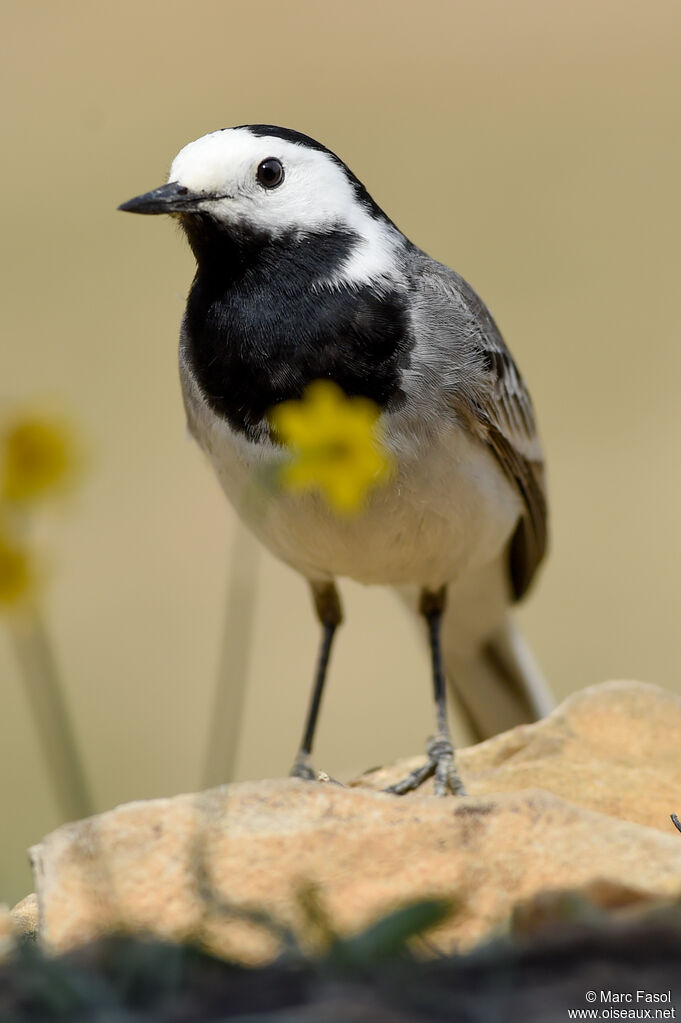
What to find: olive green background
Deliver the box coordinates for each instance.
[2,0,680,905]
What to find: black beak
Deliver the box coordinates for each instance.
[118,181,205,215]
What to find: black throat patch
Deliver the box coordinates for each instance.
[181,216,413,439]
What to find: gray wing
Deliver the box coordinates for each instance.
[409,256,548,600]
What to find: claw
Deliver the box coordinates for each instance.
[385,759,435,796]
[385,736,466,797]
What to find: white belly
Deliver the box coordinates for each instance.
[183,374,522,590]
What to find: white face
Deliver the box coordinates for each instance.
[168,128,401,286]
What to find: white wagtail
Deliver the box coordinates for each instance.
[120,125,553,795]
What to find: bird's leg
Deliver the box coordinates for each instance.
[290,581,343,782]
[386,587,466,797]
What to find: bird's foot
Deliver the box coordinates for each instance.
[385,736,466,797]
[290,752,317,781]
[290,753,344,786]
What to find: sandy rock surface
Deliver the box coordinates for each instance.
[18,681,681,963]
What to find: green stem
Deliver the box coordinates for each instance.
[202,526,259,787]
[11,606,94,821]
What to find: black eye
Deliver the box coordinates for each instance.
[256,158,284,189]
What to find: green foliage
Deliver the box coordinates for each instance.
[5,899,681,1020]
[290,882,454,974]
[0,895,454,1021]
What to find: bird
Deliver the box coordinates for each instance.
[119,124,553,795]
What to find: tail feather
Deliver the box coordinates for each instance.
[487,618,554,719]
[444,618,554,742]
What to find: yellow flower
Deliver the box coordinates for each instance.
[2,413,81,503]
[0,526,35,608]
[269,381,394,514]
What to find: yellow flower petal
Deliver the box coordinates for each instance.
[2,413,82,503]
[269,380,394,515]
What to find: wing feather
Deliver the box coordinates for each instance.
[411,259,548,599]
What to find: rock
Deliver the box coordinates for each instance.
[25,681,681,963]
[10,893,39,940]
[0,894,39,962]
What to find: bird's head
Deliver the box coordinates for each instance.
[119,125,402,283]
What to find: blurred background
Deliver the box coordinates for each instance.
[2,0,680,905]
